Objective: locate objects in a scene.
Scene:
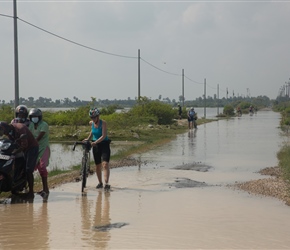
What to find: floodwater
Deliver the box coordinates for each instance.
[48,107,221,171]
[1,110,290,249]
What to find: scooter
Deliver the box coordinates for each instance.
[0,137,27,194]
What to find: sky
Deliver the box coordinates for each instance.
[1,0,290,103]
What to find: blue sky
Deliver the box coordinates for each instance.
[1,0,290,102]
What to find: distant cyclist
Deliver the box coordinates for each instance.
[249,105,254,114]
[237,106,242,116]
[85,108,111,191]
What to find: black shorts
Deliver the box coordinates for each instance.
[92,141,111,164]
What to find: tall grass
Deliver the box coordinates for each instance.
[277,144,290,182]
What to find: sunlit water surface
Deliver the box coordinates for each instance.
[1,110,290,249]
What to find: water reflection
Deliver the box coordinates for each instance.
[49,143,81,171]
[0,202,50,249]
[188,129,197,152]
[77,191,111,248]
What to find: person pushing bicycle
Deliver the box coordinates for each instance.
[84,108,111,191]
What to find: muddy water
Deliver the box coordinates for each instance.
[1,110,290,249]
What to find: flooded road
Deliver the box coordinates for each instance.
[1,110,290,249]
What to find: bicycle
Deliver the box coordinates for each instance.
[72,140,92,192]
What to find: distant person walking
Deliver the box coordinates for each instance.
[178,104,182,120]
[85,108,111,191]
[187,107,197,129]
[28,108,50,201]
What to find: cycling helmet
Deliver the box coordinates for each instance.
[28,108,42,121]
[89,108,100,118]
[15,105,28,119]
[0,121,12,135]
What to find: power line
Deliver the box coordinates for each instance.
[18,17,204,84]
[18,17,138,59]
[0,13,13,18]
[184,75,203,84]
[140,58,180,76]
[1,13,210,87]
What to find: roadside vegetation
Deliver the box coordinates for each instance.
[273,101,290,184]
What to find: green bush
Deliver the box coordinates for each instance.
[238,101,252,110]
[129,97,175,125]
[277,144,290,182]
[100,105,118,115]
[0,105,14,122]
[223,105,235,116]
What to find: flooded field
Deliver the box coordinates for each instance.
[1,110,290,249]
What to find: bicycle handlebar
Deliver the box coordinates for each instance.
[72,140,92,151]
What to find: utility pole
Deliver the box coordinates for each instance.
[204,78,206,119]
[285,78,290,97]
[182,69,184,107]
[138,49,140,100]
[217,84,219,116]
[13,0,19,109]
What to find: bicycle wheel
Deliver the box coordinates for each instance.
[81,155,88,192]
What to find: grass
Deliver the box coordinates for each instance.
[277,143,290,182]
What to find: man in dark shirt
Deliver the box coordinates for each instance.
[0,121,39,199]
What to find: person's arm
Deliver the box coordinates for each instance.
[14,137,28,154]
[36,131,45,142]
[84,131,92,141]
[91,121,107,146]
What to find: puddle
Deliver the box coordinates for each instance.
[1,110,290,249]
[169,177,208,188]
[93,222,129,232]
[173,162,212,172]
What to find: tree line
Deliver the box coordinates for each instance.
[0,94,277,109]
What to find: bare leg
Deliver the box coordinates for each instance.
[102,161,110,184]
[96,163,102,184]
[41,176,49,193]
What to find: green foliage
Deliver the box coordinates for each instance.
[277,144,290,182]
[223,105,235,116]
[0,105,14,122]
[275,102,290,127]
[100,105,118,115]
[43,105,90,126]
[129,97,176,125]
[283,107,290,116]
[237,101,252,109]
[105,112,158,130]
